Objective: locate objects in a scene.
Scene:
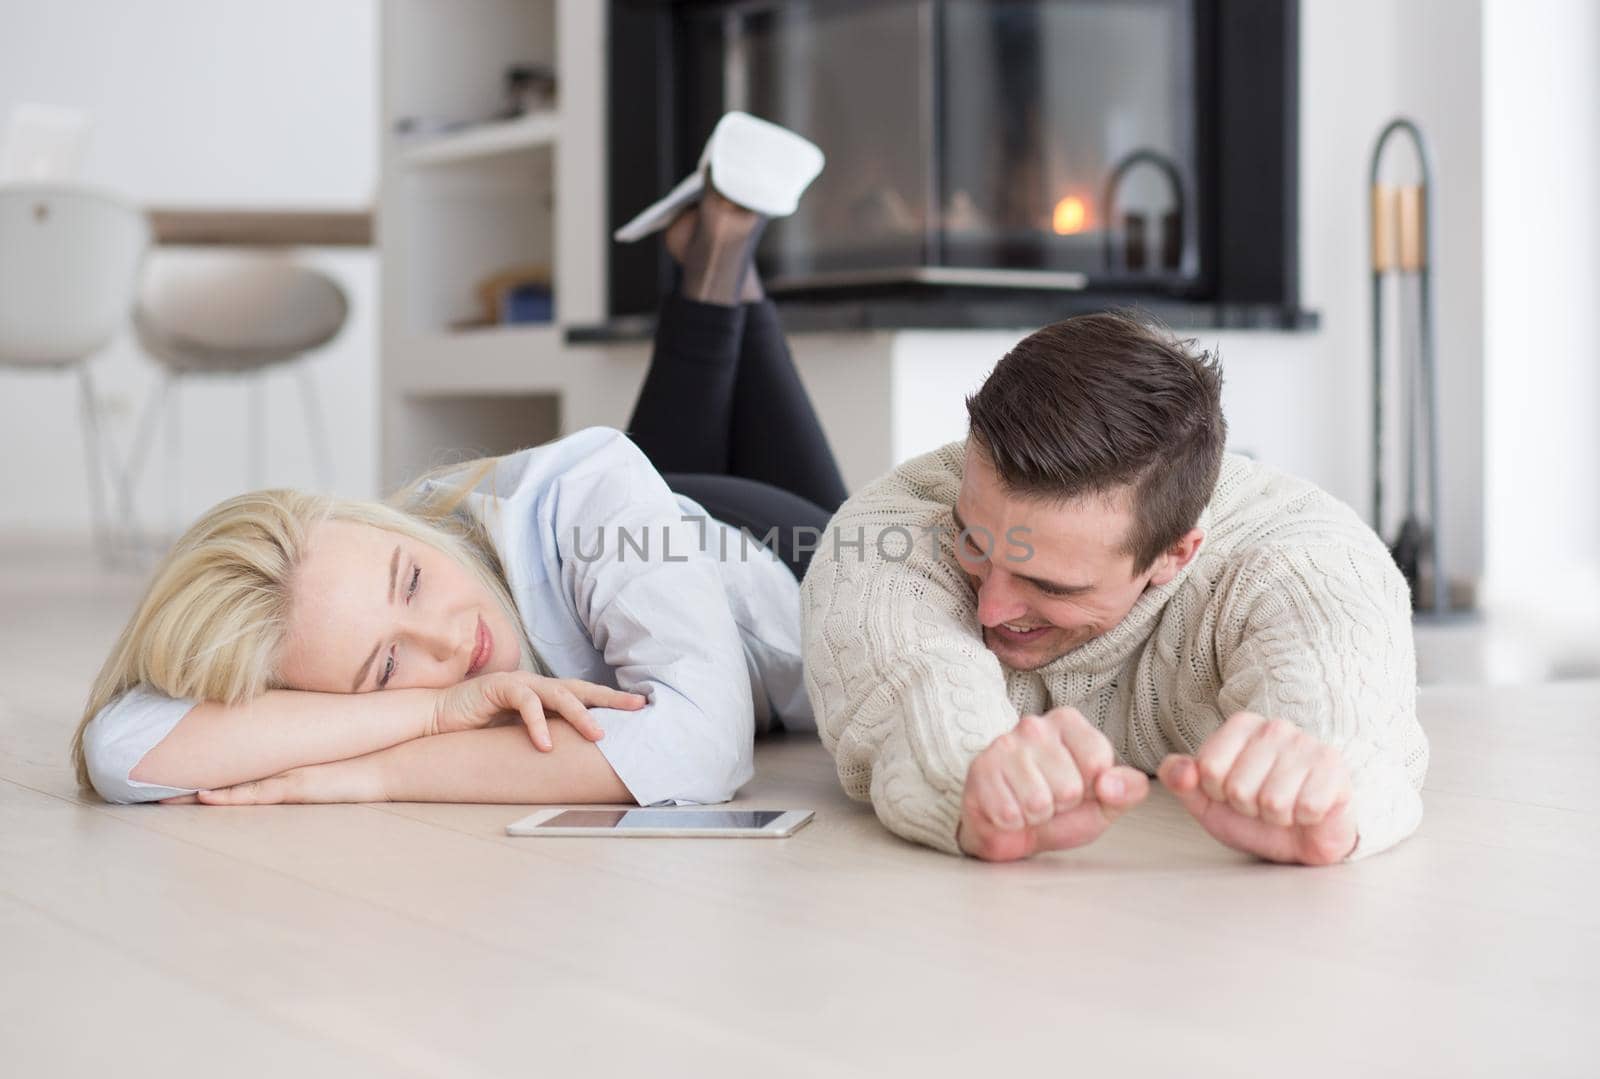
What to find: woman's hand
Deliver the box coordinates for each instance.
[428,672,647,751]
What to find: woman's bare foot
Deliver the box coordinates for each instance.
[664,207,697,266]
[666,205,764,302]
[662,202,761,300]
[679,185,766,306]
[741,250,764,304]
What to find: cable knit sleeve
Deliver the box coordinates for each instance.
[800,444,1018,855]
[1212,527,1429,862]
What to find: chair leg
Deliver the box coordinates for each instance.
[248,372,268,490]
[165,375,183,536]
[75,364,115,564]
[296,364,334,489]
[121,370,172,547]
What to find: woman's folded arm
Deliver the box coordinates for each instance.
[117,686,439,794]
[190,722,630,805]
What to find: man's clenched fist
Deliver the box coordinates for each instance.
[1157,711,1359,865]
[957,706,1150,861]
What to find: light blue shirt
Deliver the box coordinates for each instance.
[83,427,811,805]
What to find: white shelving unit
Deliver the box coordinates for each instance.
[378,0,636,489]
[375,0,937,499]
[401,111,561,168]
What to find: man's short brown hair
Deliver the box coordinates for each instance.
[964,310,1227,572]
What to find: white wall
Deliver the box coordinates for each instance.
[1482,0,1600,622]
[1206,0,1484,588]
[0,0,377,534]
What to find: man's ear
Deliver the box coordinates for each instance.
[1145,528,1205,587]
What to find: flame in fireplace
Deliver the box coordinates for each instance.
[1052,195,1088,235]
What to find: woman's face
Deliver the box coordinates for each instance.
[276,519,523,694]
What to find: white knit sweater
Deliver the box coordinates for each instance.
[801,443,1428,861]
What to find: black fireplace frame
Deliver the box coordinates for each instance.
[606,0,1301,325]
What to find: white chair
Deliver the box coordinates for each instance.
[0,184,149,556]
[125,252,347,526]
[1,104,90,182]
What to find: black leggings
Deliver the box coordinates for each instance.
[626,296,848,578]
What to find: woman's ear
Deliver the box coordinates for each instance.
[1146,528,1205,587]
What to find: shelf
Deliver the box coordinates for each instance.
[401,112,559,168]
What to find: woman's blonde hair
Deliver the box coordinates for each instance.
[70,460,534,791]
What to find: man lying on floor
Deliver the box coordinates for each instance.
[801,312,1427,864]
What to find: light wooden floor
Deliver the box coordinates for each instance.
[2,538,1597,1077]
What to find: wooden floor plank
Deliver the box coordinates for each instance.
[0,891,399,1078]
[0,779,833,1079]
[38,740,1598,1078]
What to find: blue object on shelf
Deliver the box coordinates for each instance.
[504,284,553,324]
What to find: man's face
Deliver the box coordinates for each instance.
[953,445,1190,671]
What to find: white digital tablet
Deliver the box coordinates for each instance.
[506,807,814,838]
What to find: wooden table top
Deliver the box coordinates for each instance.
[146,206,373,247]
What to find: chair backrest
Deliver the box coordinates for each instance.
[0,184,150,367]
[0,105,90,182]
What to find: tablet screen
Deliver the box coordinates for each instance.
[538,809,785,830]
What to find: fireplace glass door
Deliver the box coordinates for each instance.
[679,0,1201,292]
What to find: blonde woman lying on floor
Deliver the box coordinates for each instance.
[72,114,840,807]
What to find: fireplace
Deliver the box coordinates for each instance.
[608,0,1301,325]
